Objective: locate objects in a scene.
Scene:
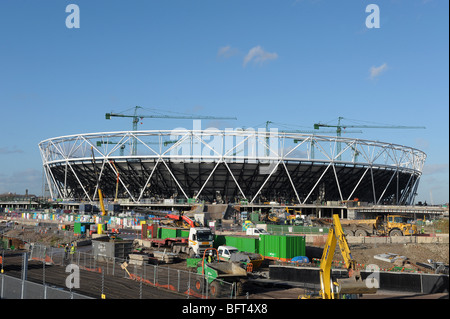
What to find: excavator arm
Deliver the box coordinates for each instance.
[333,214,357,274]
[166,212,198,228]
[319,225,338,299]
[318,214,376,299]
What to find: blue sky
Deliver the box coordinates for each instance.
[0,0,448,204]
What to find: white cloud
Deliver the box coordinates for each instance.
[422,163,448,175]
[414,138,430,150]
[369,63,388,79]
[243,46,278,67]
[217,45,239,58]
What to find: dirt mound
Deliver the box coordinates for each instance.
[3,227,69,247]
[337,242,449,270]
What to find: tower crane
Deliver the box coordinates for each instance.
[264,121,362,159]
[106,106,237,155]
[313,117,426,160]
[314,116,426,133]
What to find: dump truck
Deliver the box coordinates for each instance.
[194,248,247,298]
[217,245,264,271]
[339,215,418,237]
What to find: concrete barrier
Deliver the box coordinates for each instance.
[269,265,449,294]
[305,234,448,245]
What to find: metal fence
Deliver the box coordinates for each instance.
[269,226,329,235]
[29,244,237,299]
[0,273,93,299]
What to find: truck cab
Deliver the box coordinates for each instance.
[217,245,239,261]
[189,227,214,257]
[386,215,417,236]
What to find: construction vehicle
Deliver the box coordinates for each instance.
[285,207,302,215]
[165,212,200,228]
[338,215,417,237]
[195,248,247,298]
[142,209,213,257]
[217,245,264,271]
[287,216,303,225]
[142,223,214,258]
[264,212,280,224]
[176,226,214,257]
[306,214,377,299]
[246,227,270,236]
[146,208,202,228]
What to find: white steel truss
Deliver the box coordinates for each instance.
[38,130,426,205]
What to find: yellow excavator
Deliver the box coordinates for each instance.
[306,214,378,299]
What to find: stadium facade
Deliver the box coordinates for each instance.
[38,128,426,206]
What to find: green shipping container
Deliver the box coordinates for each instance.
[180,229,190,238]
[224,236,259,253]
[158,227,187,239]
[74,222,82,234]
[74,222,94,234]
[159,227,177,239]
[213,235,226,248]
[259,235,305,260]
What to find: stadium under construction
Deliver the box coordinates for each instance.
[35,126,436,219]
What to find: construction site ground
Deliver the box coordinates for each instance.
[1,223,448,299]
[2,248,448,300]
[340,242,449,268]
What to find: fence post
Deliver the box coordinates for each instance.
[43,247,46,286]
[139,266,143,299]
[143,262,146,282]
[21,252,29,299]
[101,267,105,299]
[205,275,208,299]
[187,271,191,299]
[420,273,423,294]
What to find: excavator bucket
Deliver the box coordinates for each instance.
[335,277,377,295]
